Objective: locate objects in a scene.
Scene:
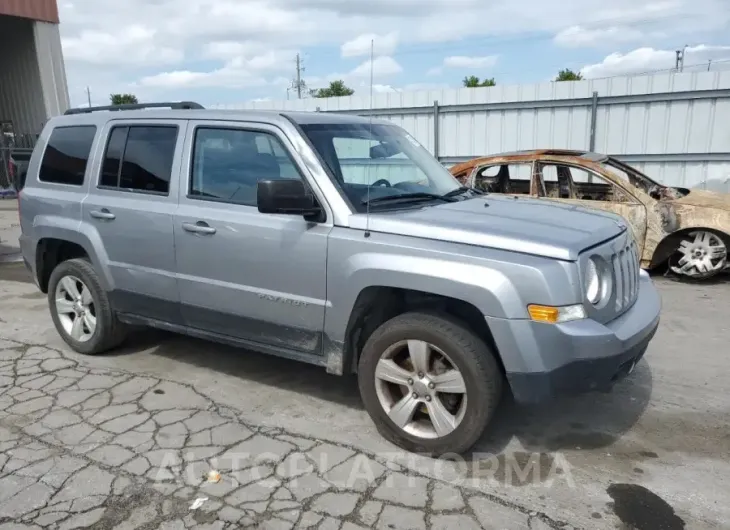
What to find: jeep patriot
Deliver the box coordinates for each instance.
[18,101,661,455]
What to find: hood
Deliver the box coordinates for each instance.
[349,194,626,261]
[673,189,730,211]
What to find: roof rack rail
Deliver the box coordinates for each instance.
[64,101,205,115]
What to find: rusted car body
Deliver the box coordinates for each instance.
[450,150,730,279]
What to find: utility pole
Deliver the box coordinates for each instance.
[707,59,712,72]
[296,54,302,99]
[679,44,687,72]
[86,86,92,107]
[675,50,682,72]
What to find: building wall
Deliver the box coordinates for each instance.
[0,15,69,138]
[0,15,47,136]
[33,20,70,118]
[0,0,59,23]
[216,71,730,191]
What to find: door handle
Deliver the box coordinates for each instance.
[90,209,116,220]
[182,222,216,235]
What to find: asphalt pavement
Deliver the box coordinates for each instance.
[0,200,729,529]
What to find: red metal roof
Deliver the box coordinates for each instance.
[0,0,59,24]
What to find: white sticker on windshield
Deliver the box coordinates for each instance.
[404,133,421,147]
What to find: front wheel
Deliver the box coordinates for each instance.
[668,230,727,279]
[358,312,503,456]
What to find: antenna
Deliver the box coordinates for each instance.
[364,38,374,238]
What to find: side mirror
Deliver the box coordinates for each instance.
[257,179,321,217]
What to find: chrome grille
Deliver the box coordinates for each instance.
[613,238,640,312]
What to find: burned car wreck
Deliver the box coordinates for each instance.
[451,150,730,279]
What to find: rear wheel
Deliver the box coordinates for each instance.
[358,312,503,456]
[47,258,127,354]
[668,230,727,279]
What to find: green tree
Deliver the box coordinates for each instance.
[110,93,139,105]
[555,69,583,82]
[462,76,496,87]
[311,80,355,98]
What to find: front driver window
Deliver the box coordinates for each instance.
[190,127,302,207]
[568,166,633,203]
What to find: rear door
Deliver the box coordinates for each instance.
[81,120,186,323]
[174,120,330,356]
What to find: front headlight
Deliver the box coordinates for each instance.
[585,258,601,304]
[584,256,611,306]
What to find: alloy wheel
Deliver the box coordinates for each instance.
[374,339,468,439]
[54,275,97,342]
[670,231,727,279]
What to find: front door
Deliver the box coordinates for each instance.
[81,120,186,323]
[536,162,648,253]
[174,121,330,356]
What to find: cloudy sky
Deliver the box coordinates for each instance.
[58,0,730,107]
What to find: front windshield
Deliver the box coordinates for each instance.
[299,122,462,212]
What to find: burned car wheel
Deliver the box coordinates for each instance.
[358,312,502,456]
[669,230,728,279]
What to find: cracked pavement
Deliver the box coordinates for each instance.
[0,338,560,530]
[1,203,729,530]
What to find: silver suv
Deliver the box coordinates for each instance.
[18,102,661,455]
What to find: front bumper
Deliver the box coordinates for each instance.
[486,271,661,404]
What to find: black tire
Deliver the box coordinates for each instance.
[358,311,503,456]
[47,258,127,355]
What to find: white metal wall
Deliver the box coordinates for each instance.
[216,71,730,190]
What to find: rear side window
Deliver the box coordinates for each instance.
[99,125,177,194]
[39,126,97,186]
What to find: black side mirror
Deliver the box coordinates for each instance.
[257,179,321,218]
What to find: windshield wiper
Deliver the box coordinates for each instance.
[442,186,483,198]
[361,192,457,206]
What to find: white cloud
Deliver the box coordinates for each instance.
[553,26,646,48]
[426,55,497,77]
[580,44,730,78]
[139,63,267,89]
[61,25,182,65]
[56,0,730,106]
[303,56,403,95]
[138,48,296,89]
[341,32,399,58]
[442,55,498,69]
[203,41,269,60]
[350,56,403,77]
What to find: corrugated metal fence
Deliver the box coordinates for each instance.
[214,71,730,192]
